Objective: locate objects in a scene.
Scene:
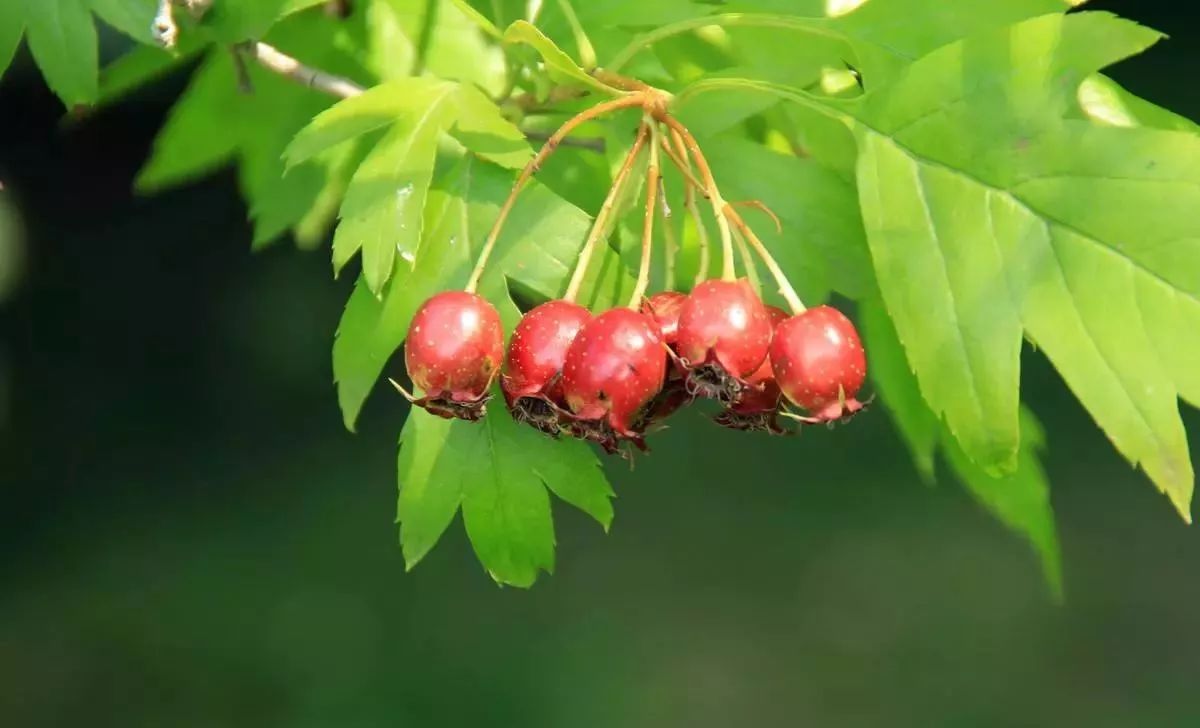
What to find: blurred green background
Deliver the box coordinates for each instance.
[3,2,1200,726]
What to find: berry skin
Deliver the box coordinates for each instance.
[501,300,592,435]
[641,291,687,346]
[675,278,772,402]
[714,305,789,433]
[770,305,867,423]
[561,308,667,451]
[404,291,504,421]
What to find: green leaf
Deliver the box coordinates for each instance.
[293,138,368,249]
[847,12,1159,470]
[447,0,502,39]
[200,0,327,42]
[860,297,938,482]
[416,0,508,92]
[335,159,480,432]
[98,41,205,107]
[137,8,376,248]
[607,13,846,74]
[396,408,467,570]
[945,408,1063,602]
[848,12,1194,515]
[89,0,158,44]
[701,135,871,302]
[399,396,613,587]
[830,0,1081,84]
[684,13,1195,516]
[22,0,99,106]
[502,20,615,95]
[999,121,1198,520]
[450,84,533,170]
[856,127,1026,473]
[456,409,557,587]
[670,68,781,139]
[0,3,24,82]
[284,78,455,170]
[332,83,458,291]
[1076,73,1200,133]
[136,53,241,191]
[476,173,635,318]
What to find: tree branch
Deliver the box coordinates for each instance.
[152,0,178,48]
[237,42,365,98]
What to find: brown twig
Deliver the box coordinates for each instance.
[237,42,365,98]
[629,124,661,307]
[152,0,178,48]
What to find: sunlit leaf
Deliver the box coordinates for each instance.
[284,78,455,170]
[398,396,613,587]
[447,0,503,40]
[502,20,615,95]
[849,13,1193,516]
[1075,73,1200,133]
[680,13,1195,517]
[200,0,327,42]
[332,85,457,291]
[450,83,533,170]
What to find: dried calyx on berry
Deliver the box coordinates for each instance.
[675,279,773,403]
[771,305,869,425]
[713,305,790,434]
[635,291,690,430]
[501,300,592,435]
[399,291,504,421]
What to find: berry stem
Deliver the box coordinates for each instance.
[724,206,807,313]
[659,176,678,291]
[629,122,662,308]
[658,132,705,192]
[658,117,735,282]
[664,129,711,287]
[465,93,646,294]
[732,226,762,295]
[563,123,651,303]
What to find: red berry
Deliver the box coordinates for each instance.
[641,291,687,346]
[770,305,867,423]
[404,291,504,421]
[675,279,772,402]
[561,308,667,451]
[714,305,789,433]
[501,300,591,435]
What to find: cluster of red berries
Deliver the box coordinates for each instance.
[397,92,869,450]
[401,280,867,453]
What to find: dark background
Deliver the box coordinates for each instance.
[3,2,1199,726]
